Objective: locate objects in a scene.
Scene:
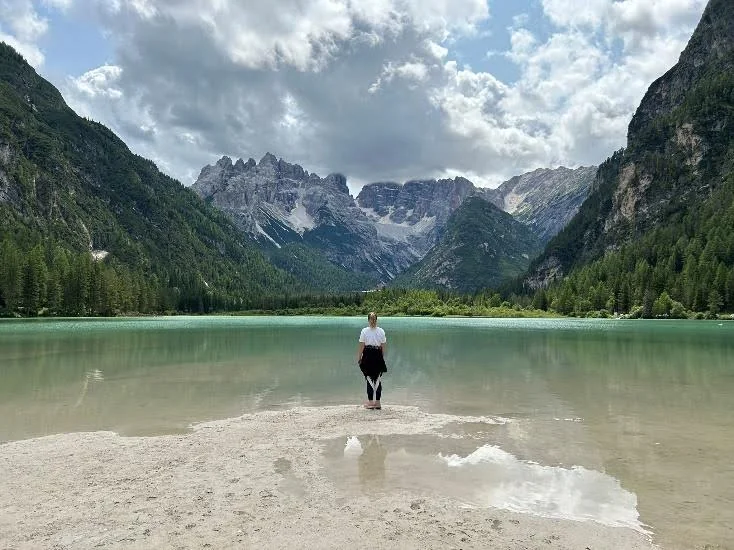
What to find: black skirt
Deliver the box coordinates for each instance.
[359,346,387,379]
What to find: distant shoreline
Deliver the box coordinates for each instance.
[3,310,733,320]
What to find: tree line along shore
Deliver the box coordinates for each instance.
[1,238,731,321]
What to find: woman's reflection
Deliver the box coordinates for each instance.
[358,435,388,492]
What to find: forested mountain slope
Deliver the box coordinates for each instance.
[394,197,542,293]
[528,0,734,316]
[0,43,301,315]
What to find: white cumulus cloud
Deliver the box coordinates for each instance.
[71,64,123,99]
[45,0,709,188]
[0,0,51,66]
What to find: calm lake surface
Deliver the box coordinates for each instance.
[1,316,732,548]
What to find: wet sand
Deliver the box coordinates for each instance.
[0,406,657,549]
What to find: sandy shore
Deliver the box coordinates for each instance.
[0,405,657,549]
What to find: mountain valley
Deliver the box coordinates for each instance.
[2,0,731,316]
[193,154,595,289]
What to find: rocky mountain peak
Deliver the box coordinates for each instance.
[357,182,402,216]
[628,0,733,144]
[484,165,597,243]
[217,155,233,168]
[453,176,475,190]
[193,155,237,196]
[278,158,308,182]
[356,176,482,260]
[259,152,278,166]
[355,168,595,257]
[233,157,249,172]
[244,152,311,184]
[321,173,347,195]
[192,153,417,280]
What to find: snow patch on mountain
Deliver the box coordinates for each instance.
[501,190,529,214]
[287,199,315,234]
[255,221,281,248]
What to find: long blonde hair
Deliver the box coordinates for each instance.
[368,312,377,328]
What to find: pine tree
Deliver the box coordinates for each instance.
[0,239,23,313]
[23,246,48,315]
[642,289,655,319]
[708,289,724,315]
[48,247,70,315]
[531,289,548,310]
[653,291,673,317]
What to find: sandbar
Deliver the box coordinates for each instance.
[0,405,657,549]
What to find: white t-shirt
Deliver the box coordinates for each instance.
[359,326,386,347]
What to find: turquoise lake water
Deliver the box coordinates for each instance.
[1,316,732,548]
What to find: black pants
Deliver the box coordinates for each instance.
[366,375,382,401]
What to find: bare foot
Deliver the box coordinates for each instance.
[364,401,376,409]
[374,401,381,410]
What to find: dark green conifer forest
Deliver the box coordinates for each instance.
[0,43,304,315]
[530,35,734,319]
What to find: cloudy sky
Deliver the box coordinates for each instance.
[1,0,708,191]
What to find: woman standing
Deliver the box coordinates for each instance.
[356,312,387,409]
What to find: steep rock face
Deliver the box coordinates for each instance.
[484,166,596,243]
[193,155,417,280]
[529,0,734,288]
[394,197,542,292]
[194,153,344,243]
[358,168,595,254]
[356,177,476,258]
